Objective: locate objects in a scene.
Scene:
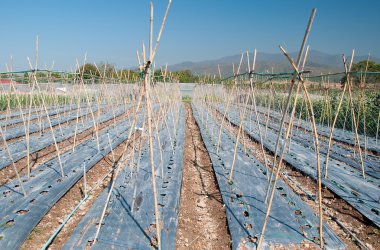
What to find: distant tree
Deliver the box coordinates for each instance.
[341,60,380,85]
[171,70,200,83]
[23,72,29,84]
[51,72,61,79]
[77,63,99,79]
[97,62,116,78]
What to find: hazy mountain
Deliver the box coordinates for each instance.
[168,50,380,77]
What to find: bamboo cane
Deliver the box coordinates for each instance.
[0,125,27,196]
[228,86,250,182]
[93,75,145,245]
[7,66,30,178]
[376,111,380,145]
[151,0,172,63]
[270,9,316,186]
[27,56,65,178]
[258,45,324,248]
[345,58,365,178]
[216,53,243,154]
[270,46,324,248]
[265,44,310,203]
[145,71,162,250]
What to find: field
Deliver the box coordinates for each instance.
[0,67,378,250]
[0,3,379,250]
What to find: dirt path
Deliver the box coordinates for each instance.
[176,103,231,250]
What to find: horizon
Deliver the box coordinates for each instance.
[1,0,379,71]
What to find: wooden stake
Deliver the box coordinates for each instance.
[270,9,316,183]
[27,42,65,177]
[0,125,27,196]
[83,162,87,197]
[260,46,324,249]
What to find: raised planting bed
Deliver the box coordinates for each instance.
[215,104,380,228]
[0,107,148,249]
[192,104,345,249]
[0,105,131,170]
[63,103,185,249]
[0,104,71,121]
[246,104,380,155]
[0,103,88,128]
[230,104,380,179]
[0,104,103,141]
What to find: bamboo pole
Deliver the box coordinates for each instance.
[247,49,271,180]
[0,125,27,196]
[216,53,244,154]
[287,45,310,154]
[262,46,324,249]
[72,64,84,152]
[376,111,380,145]
[357,55,370,158]
[264,45,310,203]
[146,2,162,247]
[94,1,173,246]
[325,51,365,178]
[26,73,36,179]
[270,9,316,185]
[345,57,365,178]
[150,1,172,63]
[227,85,250,182]
[26,42,65,177]
[258,45,324,248]
[93,77,144,245]
[7,64,30,178]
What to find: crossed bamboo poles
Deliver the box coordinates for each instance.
[324,50,366,179]
[209,8,326,249]
[93,1,172,249]
[209,12,373,249]
[0,40,141,197]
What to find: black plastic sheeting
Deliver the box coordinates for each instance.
[234,104,379,180]
[192,104,345,250]
[0,104,104,142]
[0,105,130,170]
[250,105,380,154]
[63,104,185,250]
[0,104,65,121]
[0,107,148,250]
[0,103,87,128]
[216,104,380,228]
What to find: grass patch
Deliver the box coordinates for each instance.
[182,95,192,103]
[26,226,43,240]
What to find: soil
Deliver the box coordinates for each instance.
[176,103,231,250]
[209,105,380,250]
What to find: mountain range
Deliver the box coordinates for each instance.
[168,50,380,77]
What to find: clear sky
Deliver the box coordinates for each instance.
[0,0,379,71]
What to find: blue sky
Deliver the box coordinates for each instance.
[0,0,379,71]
